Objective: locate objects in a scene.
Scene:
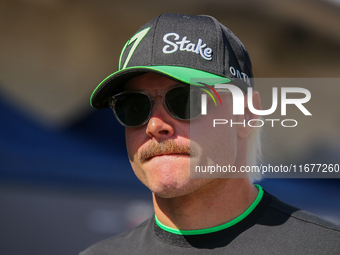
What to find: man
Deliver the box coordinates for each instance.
[81,13,340,254]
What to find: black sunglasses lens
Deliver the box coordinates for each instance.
[114,93,151,126]
[165,87,201,120]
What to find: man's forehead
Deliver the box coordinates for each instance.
[124,72,179,91]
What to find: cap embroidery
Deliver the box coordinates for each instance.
[162,32,213,61]
[119,27,151,70]
[229,66,251,86]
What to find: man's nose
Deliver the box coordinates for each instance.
[145,101,175,141]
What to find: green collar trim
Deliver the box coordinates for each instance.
[155,184,263,235]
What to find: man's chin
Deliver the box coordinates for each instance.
[149,182,194,199]
[150,179,213,199]
[152,189,190,199]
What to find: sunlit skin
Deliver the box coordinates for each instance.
[125,72,262,230]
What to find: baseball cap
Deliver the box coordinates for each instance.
[91,13,254,109]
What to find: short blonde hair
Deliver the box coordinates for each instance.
[214,86,263,181]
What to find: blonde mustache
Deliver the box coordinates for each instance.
[139,139,197,163]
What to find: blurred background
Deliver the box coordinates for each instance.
[0,0,339,254]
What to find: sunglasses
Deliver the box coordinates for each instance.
[109,85,202,127]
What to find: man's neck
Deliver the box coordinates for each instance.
[153,178,258,231]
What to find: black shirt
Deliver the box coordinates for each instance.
[80,189,340,255]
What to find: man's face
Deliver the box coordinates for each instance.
[125,73,243,199]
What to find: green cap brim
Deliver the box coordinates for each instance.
[90,65,231,109]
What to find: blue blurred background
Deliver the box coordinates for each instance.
[0,0,340,254]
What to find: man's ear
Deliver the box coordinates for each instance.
[237,90,262,138]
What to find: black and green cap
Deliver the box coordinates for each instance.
[91,13,254,109]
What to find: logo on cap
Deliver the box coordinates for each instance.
[119,27,151,70]
[162,33,213,60]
